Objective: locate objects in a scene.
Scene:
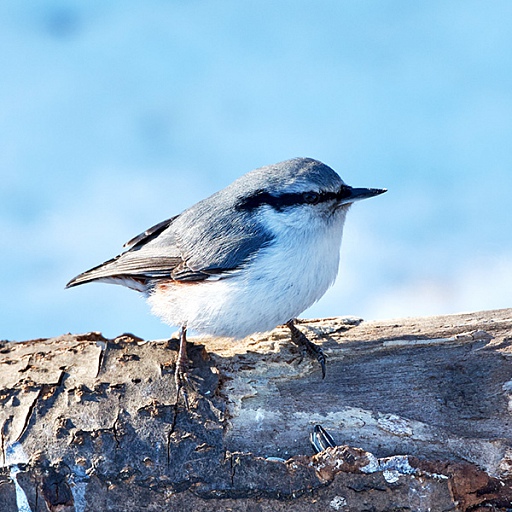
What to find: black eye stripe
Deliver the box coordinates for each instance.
[236,187,352,211]
[302,191,320,204]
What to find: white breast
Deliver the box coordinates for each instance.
[147,206,347,338]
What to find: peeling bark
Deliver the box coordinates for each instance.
[1,309,512,511]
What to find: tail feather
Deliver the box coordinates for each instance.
[66,255,122,288]
[66,253,182,289]
[66,215,181,291]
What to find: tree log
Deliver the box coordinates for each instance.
[1,309,512,511]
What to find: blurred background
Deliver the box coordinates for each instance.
[1,1,511,341]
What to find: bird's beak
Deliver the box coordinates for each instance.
[340,186,387,205]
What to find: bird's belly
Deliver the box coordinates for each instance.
[147,229,343,338]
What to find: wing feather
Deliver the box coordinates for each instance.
[66,252,183,288]
[67,189,275,290]
[123,216,178,249]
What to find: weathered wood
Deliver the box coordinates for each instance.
[1,309,512,511]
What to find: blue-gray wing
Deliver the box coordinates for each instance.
[66,217,183,287]
[168,192,274,274]
[66,198,273,288]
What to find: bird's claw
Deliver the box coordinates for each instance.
[174,363,190,409]
[286,320,327,379]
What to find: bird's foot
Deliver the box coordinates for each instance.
[286,319,326,379]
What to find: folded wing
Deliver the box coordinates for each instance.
[66,217,184,289]
[66,203,275,291]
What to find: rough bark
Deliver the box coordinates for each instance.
[1,308,512,511]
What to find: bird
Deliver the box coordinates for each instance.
[67,158,386,404]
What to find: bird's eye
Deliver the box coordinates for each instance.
[302,191,320,204]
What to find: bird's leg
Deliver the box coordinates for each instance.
[175,325,190,408]
[286,319,326,379]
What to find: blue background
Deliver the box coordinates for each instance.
[2,1,511,341]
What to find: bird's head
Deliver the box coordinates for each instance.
[232,157,386,229]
